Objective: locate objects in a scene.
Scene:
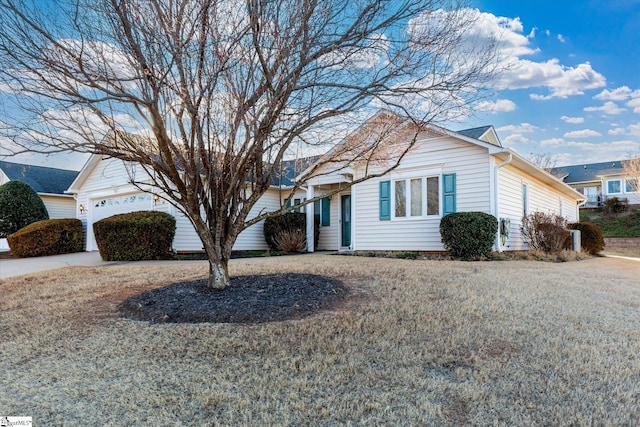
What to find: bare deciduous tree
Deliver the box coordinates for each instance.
[0,0,499,289]
[527,152,557,174]
[622,155,640,192]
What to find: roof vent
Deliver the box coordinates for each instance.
[612,163,616,167]
[583,165,587,169]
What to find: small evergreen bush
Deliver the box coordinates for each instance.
[0,181,49,238]
[263,212,318,251]
[568,222,605,255]
[439,212,498,259]
[93,210,176,261]
[8,218,83,258]
[521,212,570,254]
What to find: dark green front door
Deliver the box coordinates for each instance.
[341,195,351,247]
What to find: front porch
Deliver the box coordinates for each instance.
[305,181,353,253]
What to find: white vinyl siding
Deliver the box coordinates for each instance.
[596,175,640,204]
[498,164,579,250]
[40,195,76,219]
[352,136,491,251]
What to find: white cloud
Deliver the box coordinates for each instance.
[561,115,584,124]
[496,122,538,133]
[583,101,626,115]
[441,10,606,99]
[605,122,640,137]
[594,86,633,101]
[557,34,566,43]
[608,127,626,135]
[475,99,516,113]
[627,97,640,113]
[564,140,640,163]
[503,133,531,145]
[628,123,640,136]
[515,60,606,99]
[563,129,601,138]
[540,137,565,146]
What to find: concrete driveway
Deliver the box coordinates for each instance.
[0,251,208,280]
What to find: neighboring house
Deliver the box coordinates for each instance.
[0,160,78,218]
[550,160,640,207]
[66,155,309,252]
[66,111,585,253]
[302,111,585,252]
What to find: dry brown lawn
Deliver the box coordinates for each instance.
[1,255,639,425]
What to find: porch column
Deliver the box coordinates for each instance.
[306,185,315,252]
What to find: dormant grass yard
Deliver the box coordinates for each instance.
[1,254,639,425]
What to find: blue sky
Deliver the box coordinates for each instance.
[463,0,640,166]
[2,0,639,170]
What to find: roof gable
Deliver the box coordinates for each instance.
[456,126,502,147]
[0,160,79,195]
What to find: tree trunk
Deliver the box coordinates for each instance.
[208,257,230,290]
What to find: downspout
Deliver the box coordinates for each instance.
[494,153,513,252]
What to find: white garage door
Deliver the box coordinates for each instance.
[86,193,154,251]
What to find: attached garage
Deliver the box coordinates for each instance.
[67,155,282,252]
[85,192,155,251]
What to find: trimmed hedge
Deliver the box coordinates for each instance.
[8,218,83,258]
[93,210,176,261]
[439,212,498,259]
[0,180,49,238]
[568,222,605,255]
[263,212,319,252]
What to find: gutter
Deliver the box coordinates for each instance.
[494,153,513,252]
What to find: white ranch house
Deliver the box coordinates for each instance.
[66,111,585,253]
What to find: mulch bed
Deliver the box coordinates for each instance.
[118,273,348,324]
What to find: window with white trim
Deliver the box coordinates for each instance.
[625,178,639,193]
[392,176,440,218]
[607,179,621,194]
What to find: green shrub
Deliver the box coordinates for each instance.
[439,212,498,259]
[521,212,570,254]
[568,222,605,255]
[8,218,83,258]
[93,210,176,261]
[263,212,318,252]
[0,181,49,238]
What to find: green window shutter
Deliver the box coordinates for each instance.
[321,197,331,226]
[379,180,391,220]
[442,173,456,216]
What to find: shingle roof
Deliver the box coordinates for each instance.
[550,160,626,184]
[271,156,319,187]
[0,160,79,195]
[457,125,493,140]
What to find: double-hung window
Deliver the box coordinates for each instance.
[392,176,440,218]
[625,178,639,193]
